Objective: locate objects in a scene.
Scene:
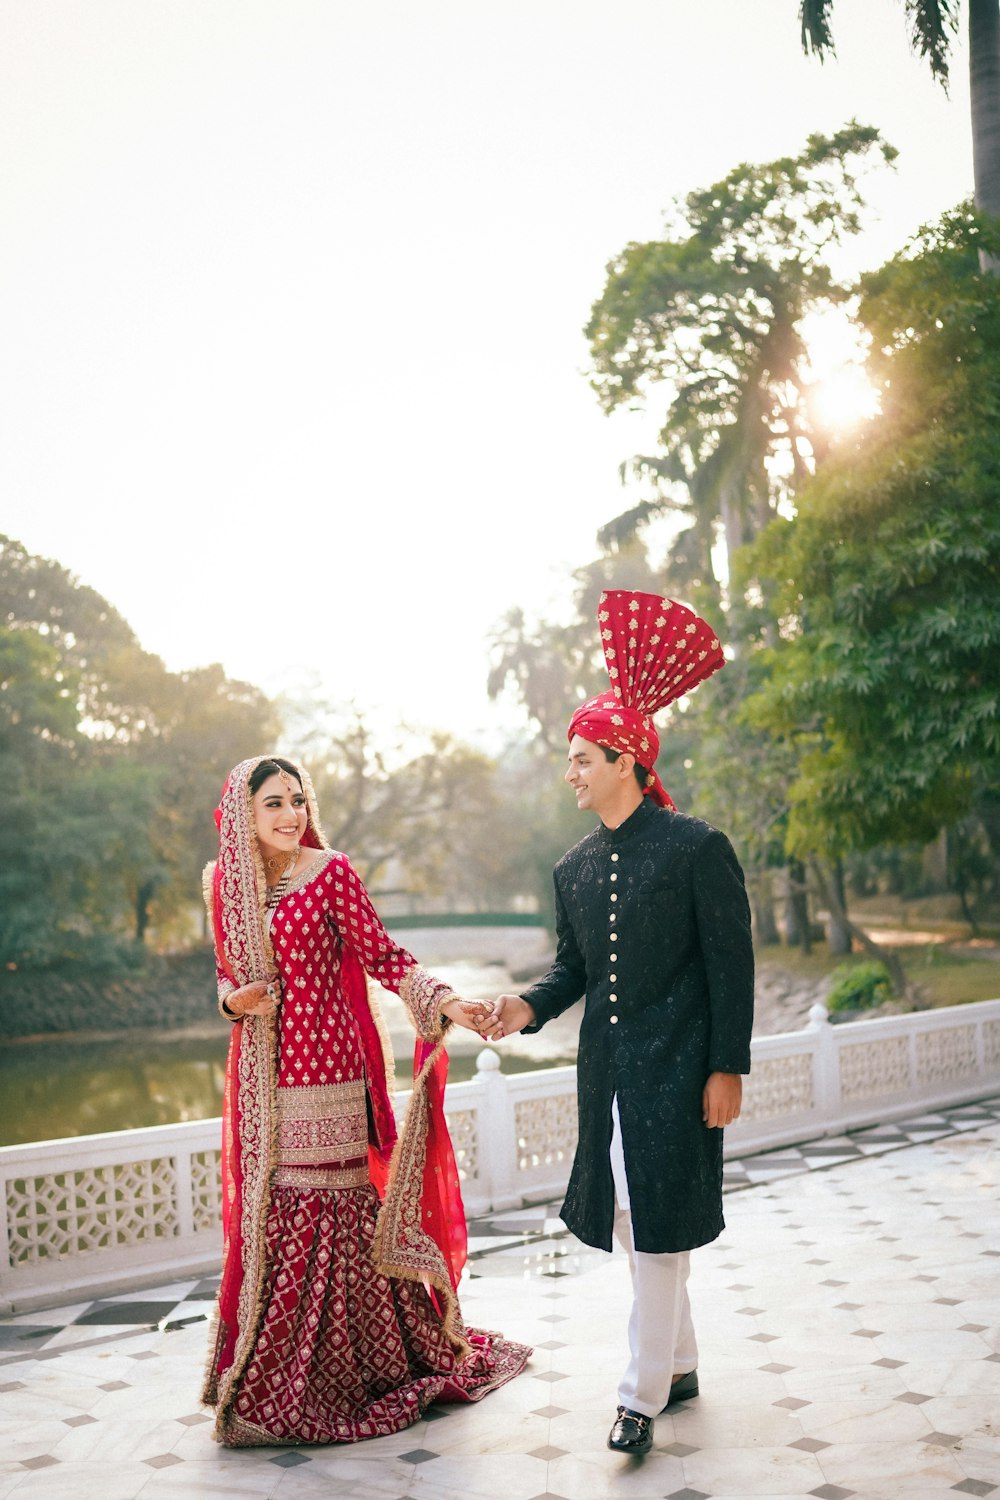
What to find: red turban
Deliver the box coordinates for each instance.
[568,591,725,810]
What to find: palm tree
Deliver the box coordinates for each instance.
[800,1,1000,222]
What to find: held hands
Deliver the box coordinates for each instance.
[440,998,494,1033]
[702,1071,742,1128]
[473,993,536,1041]
[439,994,535,1041]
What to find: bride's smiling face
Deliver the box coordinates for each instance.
[252,772,308,859]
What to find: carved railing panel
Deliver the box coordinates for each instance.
[7,1158,178,1266]
[190,1150,223,1233]
[839,1036,911,1102]
[3,998,999,1309]
[915,1025,978,1086]
[740,1054,813,1122]
[515,1093,578,1173]
[984,1019,1000,1071]
[445,1109,479,1183]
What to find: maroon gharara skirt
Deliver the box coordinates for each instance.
[217,1184,530,1447]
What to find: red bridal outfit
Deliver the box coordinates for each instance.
[201,757,530,1448]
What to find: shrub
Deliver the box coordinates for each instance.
[826,960,892,1013]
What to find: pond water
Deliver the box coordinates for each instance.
[0,958,577,1147]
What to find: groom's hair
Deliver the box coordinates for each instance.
[601,745,649,790]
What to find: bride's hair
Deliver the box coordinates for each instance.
[247,757,303,797]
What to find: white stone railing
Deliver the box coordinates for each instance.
[729,997,1000,1153]
[2,997,999,1312]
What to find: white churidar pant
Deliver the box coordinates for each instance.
[610,1094,697,1417]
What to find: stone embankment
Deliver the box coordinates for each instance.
[1,950,217,1040]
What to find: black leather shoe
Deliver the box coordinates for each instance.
[663,1369,699,1408]
[607,1405,653,1454]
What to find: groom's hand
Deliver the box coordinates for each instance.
[478,993,536,1040]
[702,1071,742,1128]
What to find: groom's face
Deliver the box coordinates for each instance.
[564,735,634,816]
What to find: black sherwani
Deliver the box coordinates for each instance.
[522,797,754,1254]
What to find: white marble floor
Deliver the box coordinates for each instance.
[1,1107,998,1500]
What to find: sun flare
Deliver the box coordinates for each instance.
[800,308,881,435]
[809,364,881,432]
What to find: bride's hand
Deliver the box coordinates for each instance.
[227,980,281,1018]
[440,998,492,1033]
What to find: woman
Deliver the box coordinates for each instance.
[201,754,529,1447]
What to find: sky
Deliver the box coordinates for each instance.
[0,0,974,746]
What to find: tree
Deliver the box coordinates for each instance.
[585,125,896,593]
[488,542,665,747]
[0,627,78,760]
[129,663,277,941]
[0,533,151,740]
[0,631,166,966]
[0,538,277,962]
[800,1,1000,225]
[742,207,1000,972]
[284,701,532,912]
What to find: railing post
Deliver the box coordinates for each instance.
[975,1010,987,1079]
[174,1149,194,1240]
[806,1001,840,1128]
[1,1167,11,1276]
[475,1049,519,1211]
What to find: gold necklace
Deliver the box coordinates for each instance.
[263,847,299,882]
[264,848,300,908]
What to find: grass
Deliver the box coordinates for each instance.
[907,947,1000,1007]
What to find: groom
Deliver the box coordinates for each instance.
[480,592,754,1455]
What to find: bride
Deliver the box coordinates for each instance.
[201,754,529,1447]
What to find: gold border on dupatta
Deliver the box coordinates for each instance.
[372,1029,471,1362]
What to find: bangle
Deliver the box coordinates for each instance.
[221,996,242,1020]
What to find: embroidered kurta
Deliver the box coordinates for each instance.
[205,846,529,1447]
[522,798,754,1255]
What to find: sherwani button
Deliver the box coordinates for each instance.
[610,1015,619,1023]
[611,894,617,902]
[610,993,618,1001]
[610,873,617,881]
[611,853,619,861]
[610,973,617,981]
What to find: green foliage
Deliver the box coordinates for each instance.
[742,207,1000,856]
[3,534,566,966]
[499,164,1000,959]
[0,534,145,739]
[676,656,800,884]
[799,1,960,88]
[585,124,896,591]
[0,537,277,966]
[826,959,893,1012]
[0,628,79,754]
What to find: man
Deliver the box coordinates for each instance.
[482,591,754,1456]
